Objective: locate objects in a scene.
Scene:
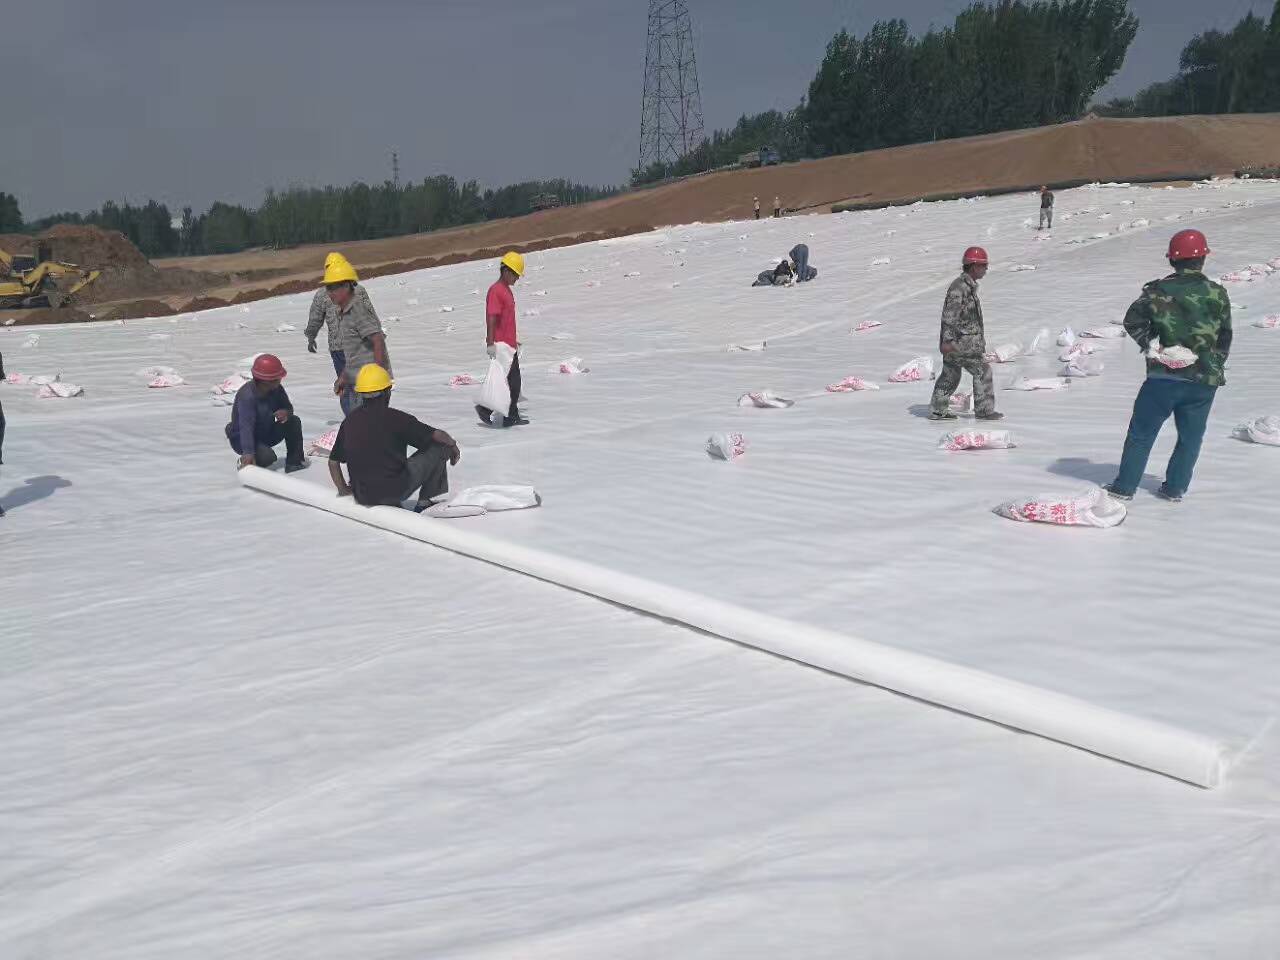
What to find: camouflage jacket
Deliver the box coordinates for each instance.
[939,272,985,357]
[1123,268,1232,386]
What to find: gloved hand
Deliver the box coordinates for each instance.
[307,338,318,354]
[486,344,497,359]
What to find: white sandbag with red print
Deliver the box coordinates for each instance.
[1231,416,1280,446]
[738,390,795,408]
[888,357,935,383]
[994,485,1127,528]
[706,432,747,461]
[1146,340,1198,369]
[938,430,1016,451]
[826,376,880,393]
[308,428,340,457]
[984,343,1021,363]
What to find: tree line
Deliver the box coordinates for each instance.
[4,177,618,259]
[633,0,1138,185]
[1097,0,1280,117]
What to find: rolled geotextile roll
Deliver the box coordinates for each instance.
[240,467,1227,788]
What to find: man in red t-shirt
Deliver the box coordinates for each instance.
[483,251,527,426]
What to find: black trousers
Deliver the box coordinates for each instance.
[391,446,450,506]
[0,398,6,464]
[226,415,304,466]
[507,354,522,420]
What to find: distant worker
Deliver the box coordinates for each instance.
[327,363,461,512]
[0,350,6,471]
[1104,229,1231,503]
[753,196,761,220]
[226,354,309,472]
[753,259,793,287]
[305,252,372,416]
[325,253,390,414]
[789,243,817,282]
[479,251,528,427]
[1039,186,1055,230]
[930,247,1002,422]
[773,196,782,218]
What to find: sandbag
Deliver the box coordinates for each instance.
[1231,416,1280,446]
[425,485,542,518]
[1062,356,1104,377]
[706,432,747,461]
[888,357,935,383]
[939,430,1016,451]
[1009,376,1070,392]
[309,428,339,457]
[984,343,1021,363]
[827,376,879,393]
[738,390,795,408]
[1081,326,1126,339]
[994,485,1127,528]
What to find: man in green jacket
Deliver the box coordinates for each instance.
[1106,229,1232,503]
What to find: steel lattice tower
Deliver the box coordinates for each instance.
[638,0,705,171]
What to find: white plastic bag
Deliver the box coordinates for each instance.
[706,432,747,461]
[1059,341,1096,362]
[1081,326,1126,339]
[36,380,84,399]
[424,484,542,518]
[213,374,248,396]
[984,343,1021,363]
[888,357,935,383]
[1024,329,1050,355]
[557,357,590,375]
[1062,356,1104,377]
[1231,416,1280,446]
[148,374,185,388]
[827,376,880,393]
[939,430,1016,451]
[1056,327,1077,347]
[1251,315,1280,329]
[1009,376,1070,391]
[728,341,767,352]
[479,358,511,415]
[994,486,1127,528]
[853,320,883,332]
[449,374,479,387]
[738,390,795,408]
[1147,341,1198,369]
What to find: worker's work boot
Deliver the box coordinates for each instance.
[929,410,958,421]
[975,411,1005,421]
[285,459,310,474]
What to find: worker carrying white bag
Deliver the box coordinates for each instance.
[477,341,517,428]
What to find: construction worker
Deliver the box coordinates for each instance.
[1039,186,1055,230]
[930,247,1003,422]
[753,196,761,220]
[0,350,6,467]
[327,363,460,512]
[789,243,817,282]
[480,251,528,427]
[1105,229,1231,503]
[325,253,390,414]
[773,196,782,218]
[305,252,372,416]
[226,354,308,472]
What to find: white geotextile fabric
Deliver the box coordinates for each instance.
[238,468,1228,787]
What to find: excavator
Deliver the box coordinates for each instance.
[0,241,101,309]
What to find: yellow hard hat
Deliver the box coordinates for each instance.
[324,252,359,285]
[500,251,525,276]
[353,363,393,394]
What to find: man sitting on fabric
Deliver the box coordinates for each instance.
[327,364,461,512]
[226,354,308,472]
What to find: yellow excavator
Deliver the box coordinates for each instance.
[0,241,101,309]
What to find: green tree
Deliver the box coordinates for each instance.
[0,192,22,232]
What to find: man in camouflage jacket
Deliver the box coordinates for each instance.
[930,246,1002,421]
[1107,229,1231,502]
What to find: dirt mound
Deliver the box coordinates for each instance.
[267,279,317,296]
[0,234,33,257]
[98,299,177,320]
[179,296,231,312]
[38,224,150,270]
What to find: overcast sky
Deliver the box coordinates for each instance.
[5,0,1274,218]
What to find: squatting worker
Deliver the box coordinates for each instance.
[1105,229,1231,503]
[481,251,528,427]
[1039,186,1055,230]
[929,246,1003,422]
[305,252,374,416]
[328,364,461,513]
[325,253,390,414]
[226,354,308,472]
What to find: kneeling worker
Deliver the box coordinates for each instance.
[327,364,461,512]
[227,354,308,471]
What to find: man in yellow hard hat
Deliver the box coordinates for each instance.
[305,252,373,415]
[479,251,528,427]
[322,253,390,413]
[327,363,460,512]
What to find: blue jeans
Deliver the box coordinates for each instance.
[331,350,353,416]
[1112,378,1217,497]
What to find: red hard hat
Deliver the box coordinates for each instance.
[1167,229,1209,261]
[962,246,989,266]
[251,353,287,381]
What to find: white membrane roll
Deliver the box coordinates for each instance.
[240,468,1227,788]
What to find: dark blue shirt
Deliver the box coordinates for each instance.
[229,381,292,455]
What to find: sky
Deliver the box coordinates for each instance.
[4,0,1275,218]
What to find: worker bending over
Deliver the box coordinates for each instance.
[930,246,1003,422]
[226,354,308,471]
[1105,229,1231,503]
[328,364,461,512]
[325,254,389,414]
